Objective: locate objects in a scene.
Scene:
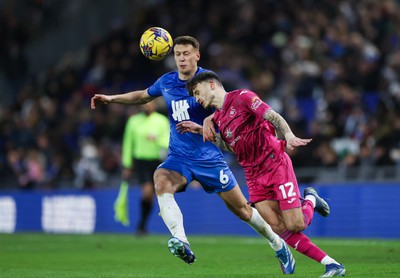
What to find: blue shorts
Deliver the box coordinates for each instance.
[157,155,237,194]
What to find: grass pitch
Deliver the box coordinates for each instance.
[0,234,399,278]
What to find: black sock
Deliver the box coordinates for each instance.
[138,199,153,231]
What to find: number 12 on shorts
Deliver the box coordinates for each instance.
[279,182,296,199]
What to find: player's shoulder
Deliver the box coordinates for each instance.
[159,71,178,81]
[196,67,208,74]
[159,67,207,83]
[236,89,256,96]
[228,89,256,100]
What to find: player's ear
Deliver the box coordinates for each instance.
[196,52,200,61]
[209,80,215,90]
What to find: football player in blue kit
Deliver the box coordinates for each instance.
[91,36,295,274]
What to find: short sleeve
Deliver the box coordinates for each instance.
[147,77,163,97]
[237,90,271,118]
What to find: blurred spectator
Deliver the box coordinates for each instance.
[73,137,106,189]
[1,0,400,188]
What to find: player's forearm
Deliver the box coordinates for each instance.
[214,134,234,153]
[110,90,155,105]
[264,110,295,141]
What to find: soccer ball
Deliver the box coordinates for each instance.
[139,27,173,61]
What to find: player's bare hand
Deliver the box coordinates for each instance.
[91,94,112,109]
[176,121,203,135]
[286,137,312,150]
[203,114,216,142]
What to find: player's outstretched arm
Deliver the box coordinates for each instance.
[264,109,312,150]
[91,89,157,109]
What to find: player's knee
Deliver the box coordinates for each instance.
[236,205,253,221]
[154,176,171,194]
[270,222,287,235]
[154,182,169,194]
[153,171,173,194]
[153,169,187,195]
[286,221,306,233]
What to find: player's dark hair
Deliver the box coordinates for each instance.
[186,71,221,96]
[174,36,200,50]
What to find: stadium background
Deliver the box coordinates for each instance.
[0,0,399,238]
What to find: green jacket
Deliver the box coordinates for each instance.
[122,112,169,168]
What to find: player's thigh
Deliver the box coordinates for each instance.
[218,185,252,221]
[254,200,287,235]
[153,168,187,194]
[281,207,306,232]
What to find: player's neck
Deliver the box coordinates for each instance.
[178,66,198,81]
[214,91,226,109]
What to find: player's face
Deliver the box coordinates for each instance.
[192,82,214,109]
[174,44,200,78]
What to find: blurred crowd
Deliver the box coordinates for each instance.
[1,0,400,190]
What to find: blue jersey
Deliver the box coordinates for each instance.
[147,67,223,162]
[147,67,237,193]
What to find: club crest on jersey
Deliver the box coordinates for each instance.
[251,97,262,111]
[229,107,236,117]
[225,128,233,139]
